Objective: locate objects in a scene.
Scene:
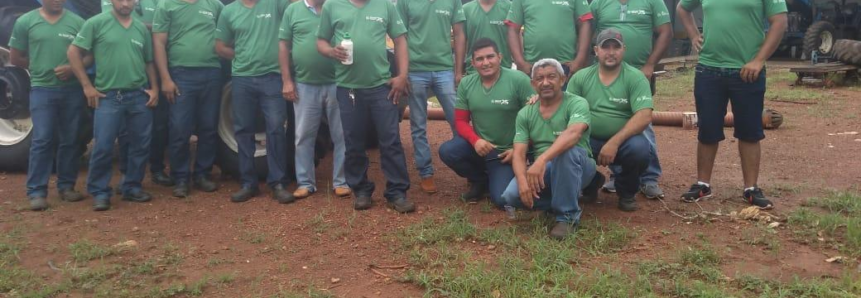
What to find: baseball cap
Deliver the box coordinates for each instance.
[596,28,625,47]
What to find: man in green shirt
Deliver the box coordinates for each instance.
[152,0,224,198]
[68,0,160,211]
[278,0,351,200]
[317,0,416,213]
[462,0,512,72]
[677,0,787,209]
[499,58,599,240]
[505,0,593,77]
[567,29,654,212]
[439,38,534,206]
[215,0,294,204]
[590,0,672,199]
[397,0,465,194]
[10,0,87,211]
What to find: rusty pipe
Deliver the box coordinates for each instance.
[410,108,783,130]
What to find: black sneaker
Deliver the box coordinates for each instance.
[581,173,605,204]
[151,171,175,187]
[681,183,712,203]
[193,176,218,192]
[92,195,111,211]
[618,196,639,212]
[460,181,488,203]
[29,197,49,211]
[271,184,295,204]
[231,187,260,203]
[354,195,373,210]
[173,182,189,198]
[386,198,416,213]
[123,190,152,203]
[744,187,773,210]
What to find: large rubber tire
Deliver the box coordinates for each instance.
[832,39,861,66]
[0,66,30,120]
[0,65,31,171]
[0,6,32,48]
[803,21,836,56]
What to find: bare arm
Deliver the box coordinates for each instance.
[511,142,537,207]
[215,39,235,60]
[597,109,652,166]
[388,34,410,104]
[452,22,466,85]
[740,13,787,82]
[9,48,28,69]
[67,45,104,108]
[642,23,673,79]
[507,24,530,74]
[278,40,297,101]
[152,32,170,84]
[676,4,701,52]
[570,20,592,75]
[144,62,160,107]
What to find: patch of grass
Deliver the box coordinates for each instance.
[741,223,781,252]
[655,69,695,100]
[207,257,234,267]
[788,191,861,256]
[69,239,115,262]
[307,211,331,235]
[241,231,266,245]
[766,71,825,103]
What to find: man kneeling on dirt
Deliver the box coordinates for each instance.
[439,38,534,206]
[499,58,599,240]
[567,29,654,212]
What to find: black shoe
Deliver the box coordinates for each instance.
[151,171,175,187]
[549,222,578,240]
[231,187,259,203]
[173,182,189,198]
[272,184,295,204]
[387,198,416,213]
[29,197,49,211]
[122,190,152,203]
[681,183,712,203]
[59,189,85,202]
[460,181,488,203]
[92,196,111,211]
[580,173,605,204]
[744,187,773,210]
[618,196,638,212]
[193,176,218,192]
[353,195,373,210]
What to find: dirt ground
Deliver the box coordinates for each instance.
[1,66,860,297]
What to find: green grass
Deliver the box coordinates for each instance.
[69,239,116,263]
[788,191,861,256]
[655,69,695,100]
[765,71,826,103]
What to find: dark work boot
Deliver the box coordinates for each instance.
[230,187,260,203]
[272,184,295,204]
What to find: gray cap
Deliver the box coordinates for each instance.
[596,28,624,46]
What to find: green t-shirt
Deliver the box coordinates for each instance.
[317,0,407,89]
[72,12,153,91]
[680,0,787,69]
[216,0,288,77]
[591,0,670,69]
[152,0,223,68]
[566,63,653,140]
[278,1,334,85]
[463,0,512,73]
[513,92,593,159]
[455,68,534,150]
[397,0,465,72]
[101,0,159,24]
[505,0,590,63]
[9,9,84,87]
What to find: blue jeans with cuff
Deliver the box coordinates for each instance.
[294,82,347,192]
[407,70,457,178]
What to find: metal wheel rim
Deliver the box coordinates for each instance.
[819,31,834,53]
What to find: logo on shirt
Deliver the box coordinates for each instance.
[658,11,669,17]
[199,10,214,18]
[131,38,144,48]
[145,7,155,12]
[256,13,272,19]
[773,0,786,3]
[628,9,647,15]
[573,113,584,118]
[553,131,563,136]
[635,96,651,102]
[58,33,76,40]
[609,97,629,104]
[489,20,504,26]
[366,16,385,24]
[435,9,451,16]
[490,99,510,105]
[551,1,570,6]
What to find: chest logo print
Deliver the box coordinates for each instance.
[58,33,76,40]
[366,16,385,23]
[609,97,629,104]
[491,99,510,105]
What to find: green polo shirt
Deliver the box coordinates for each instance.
[505,0,591,63]
[513,92,593,159]
[463,0,512,73]
[680,0,787,69]
[397,0,465,72]
[279,1,335,85]
[455,68,534,150]
[591,0,670,68]
[317,0,408,89]
[101,0,159,24]
[566,63,653,140]
[216,0,288,77]
[9,9,85,87]
[72,12,153,90]
[152,0,223,68]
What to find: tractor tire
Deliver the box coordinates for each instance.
[68,0,103,19]
[0,6,33,48]
[0,65,31,171]
[803,21,836,56]
[832,39,861,66]
[0,66,30,120]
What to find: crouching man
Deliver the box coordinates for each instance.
[499,58,600,240]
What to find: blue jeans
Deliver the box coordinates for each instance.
[407,70,457,178]
[25,86,85,198]
[590,134,650,200]
[87,89,152,197]
[117,90,168,175]
[439,136,514,207]
[500,146,596,224]
[231,74,289,188]
[694,64,766,144]
[337,85,410,200]
[609,124,661,185]
[167,67,222,182]
[294,82,346,191]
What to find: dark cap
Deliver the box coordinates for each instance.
[596,28,624,46]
